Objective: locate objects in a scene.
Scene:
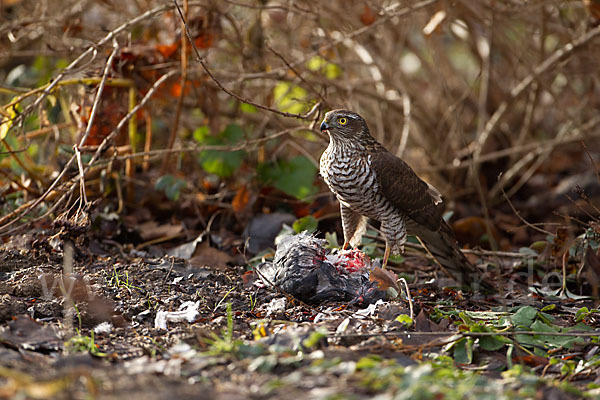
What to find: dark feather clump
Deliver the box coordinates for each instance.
[256,232,386,306]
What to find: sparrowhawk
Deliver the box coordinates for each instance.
[319,109,486,287]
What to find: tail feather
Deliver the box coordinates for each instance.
[410,221,493,291]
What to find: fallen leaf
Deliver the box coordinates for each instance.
[138,220,183,241]
[512,354,549,367]
[369,267,399,291]
[189,241,233,270]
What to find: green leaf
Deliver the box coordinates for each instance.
[395,314,413,327]
[540,304,556,312]
[155,175,187,201]
[0,101,18,140]
[273,82,309,114]
[453,337,473,364]
[306,56,342,79]
[325,232,339,248]
[479,334,507,351]
[195,124,245,177]
[193,125,210,143]
[258,156,318,200]
[293,215,318,233]
[356,355,383,370]
[511,306,537,328]
[302,329,328,348]
[240,103,257,113]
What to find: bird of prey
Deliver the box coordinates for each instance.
[319,109,487,288]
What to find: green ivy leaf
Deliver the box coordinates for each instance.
[273,82,309,114]
[479,334,507,351]
[240,103,257,113]
[258,156,318,200]
[453,337,473,365]
[306,56,342,79]
[511,306,537,328]
[155,175,187,201]
[395,314,413,327]
[195,124,246,177]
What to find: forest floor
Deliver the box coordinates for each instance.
[1,222,599,400]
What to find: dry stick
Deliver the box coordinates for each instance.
[462,248,536,259]
[78,40,120,148]
[0,47,121,232]
[582,140,600,184]
[425,115,600,173]
[72,40,120,214]
[472,23,600,168]
[565,193,599,223]
[111,126,304,161]
[0,71,178,235]
[490,121,571,201]
[173,0,318,120]
[500,185,554,237]
[0,3,194,231]
[25,122,73,139]
[174,0,436,119]
[143,114,152,171]
[398,277,413,321]
[161,0,189,173]
[222,0,316,14]
[471,19,498,252]
[396,90,411,158]
[266,42,328,106]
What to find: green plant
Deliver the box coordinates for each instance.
[65,331,107,357]
[194,124,245,177]
[155,174,187,201]
[204,303,243,355]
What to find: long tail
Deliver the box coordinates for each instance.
[412,221,493,291]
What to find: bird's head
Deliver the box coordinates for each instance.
[320,109,373,145]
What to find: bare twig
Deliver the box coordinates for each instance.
[472,23,600,168]
[173,0,320,120]
[77,40,120,148]
[161,0,190,173]
[0,70,178,234]
[500,185,554,237]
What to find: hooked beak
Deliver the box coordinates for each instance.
[320,120,330,132]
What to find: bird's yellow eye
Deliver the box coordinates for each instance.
[338,117,348,125]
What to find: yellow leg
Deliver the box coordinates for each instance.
[382,244,390,269]
[342,241,350,250]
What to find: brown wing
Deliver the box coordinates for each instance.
[370,149,443,231]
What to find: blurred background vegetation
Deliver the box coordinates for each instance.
[1,0,599,255]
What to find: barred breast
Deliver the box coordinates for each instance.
[320,144,407,253]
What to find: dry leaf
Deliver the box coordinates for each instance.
[369,267,399,291]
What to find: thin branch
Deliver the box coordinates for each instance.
[77,40,120,148]
[472,22,600,167]
[0,70,178,234]
[173,0,319,120]
[500,184,554,237]
[266,42,328,106]
[161,0,190,173]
